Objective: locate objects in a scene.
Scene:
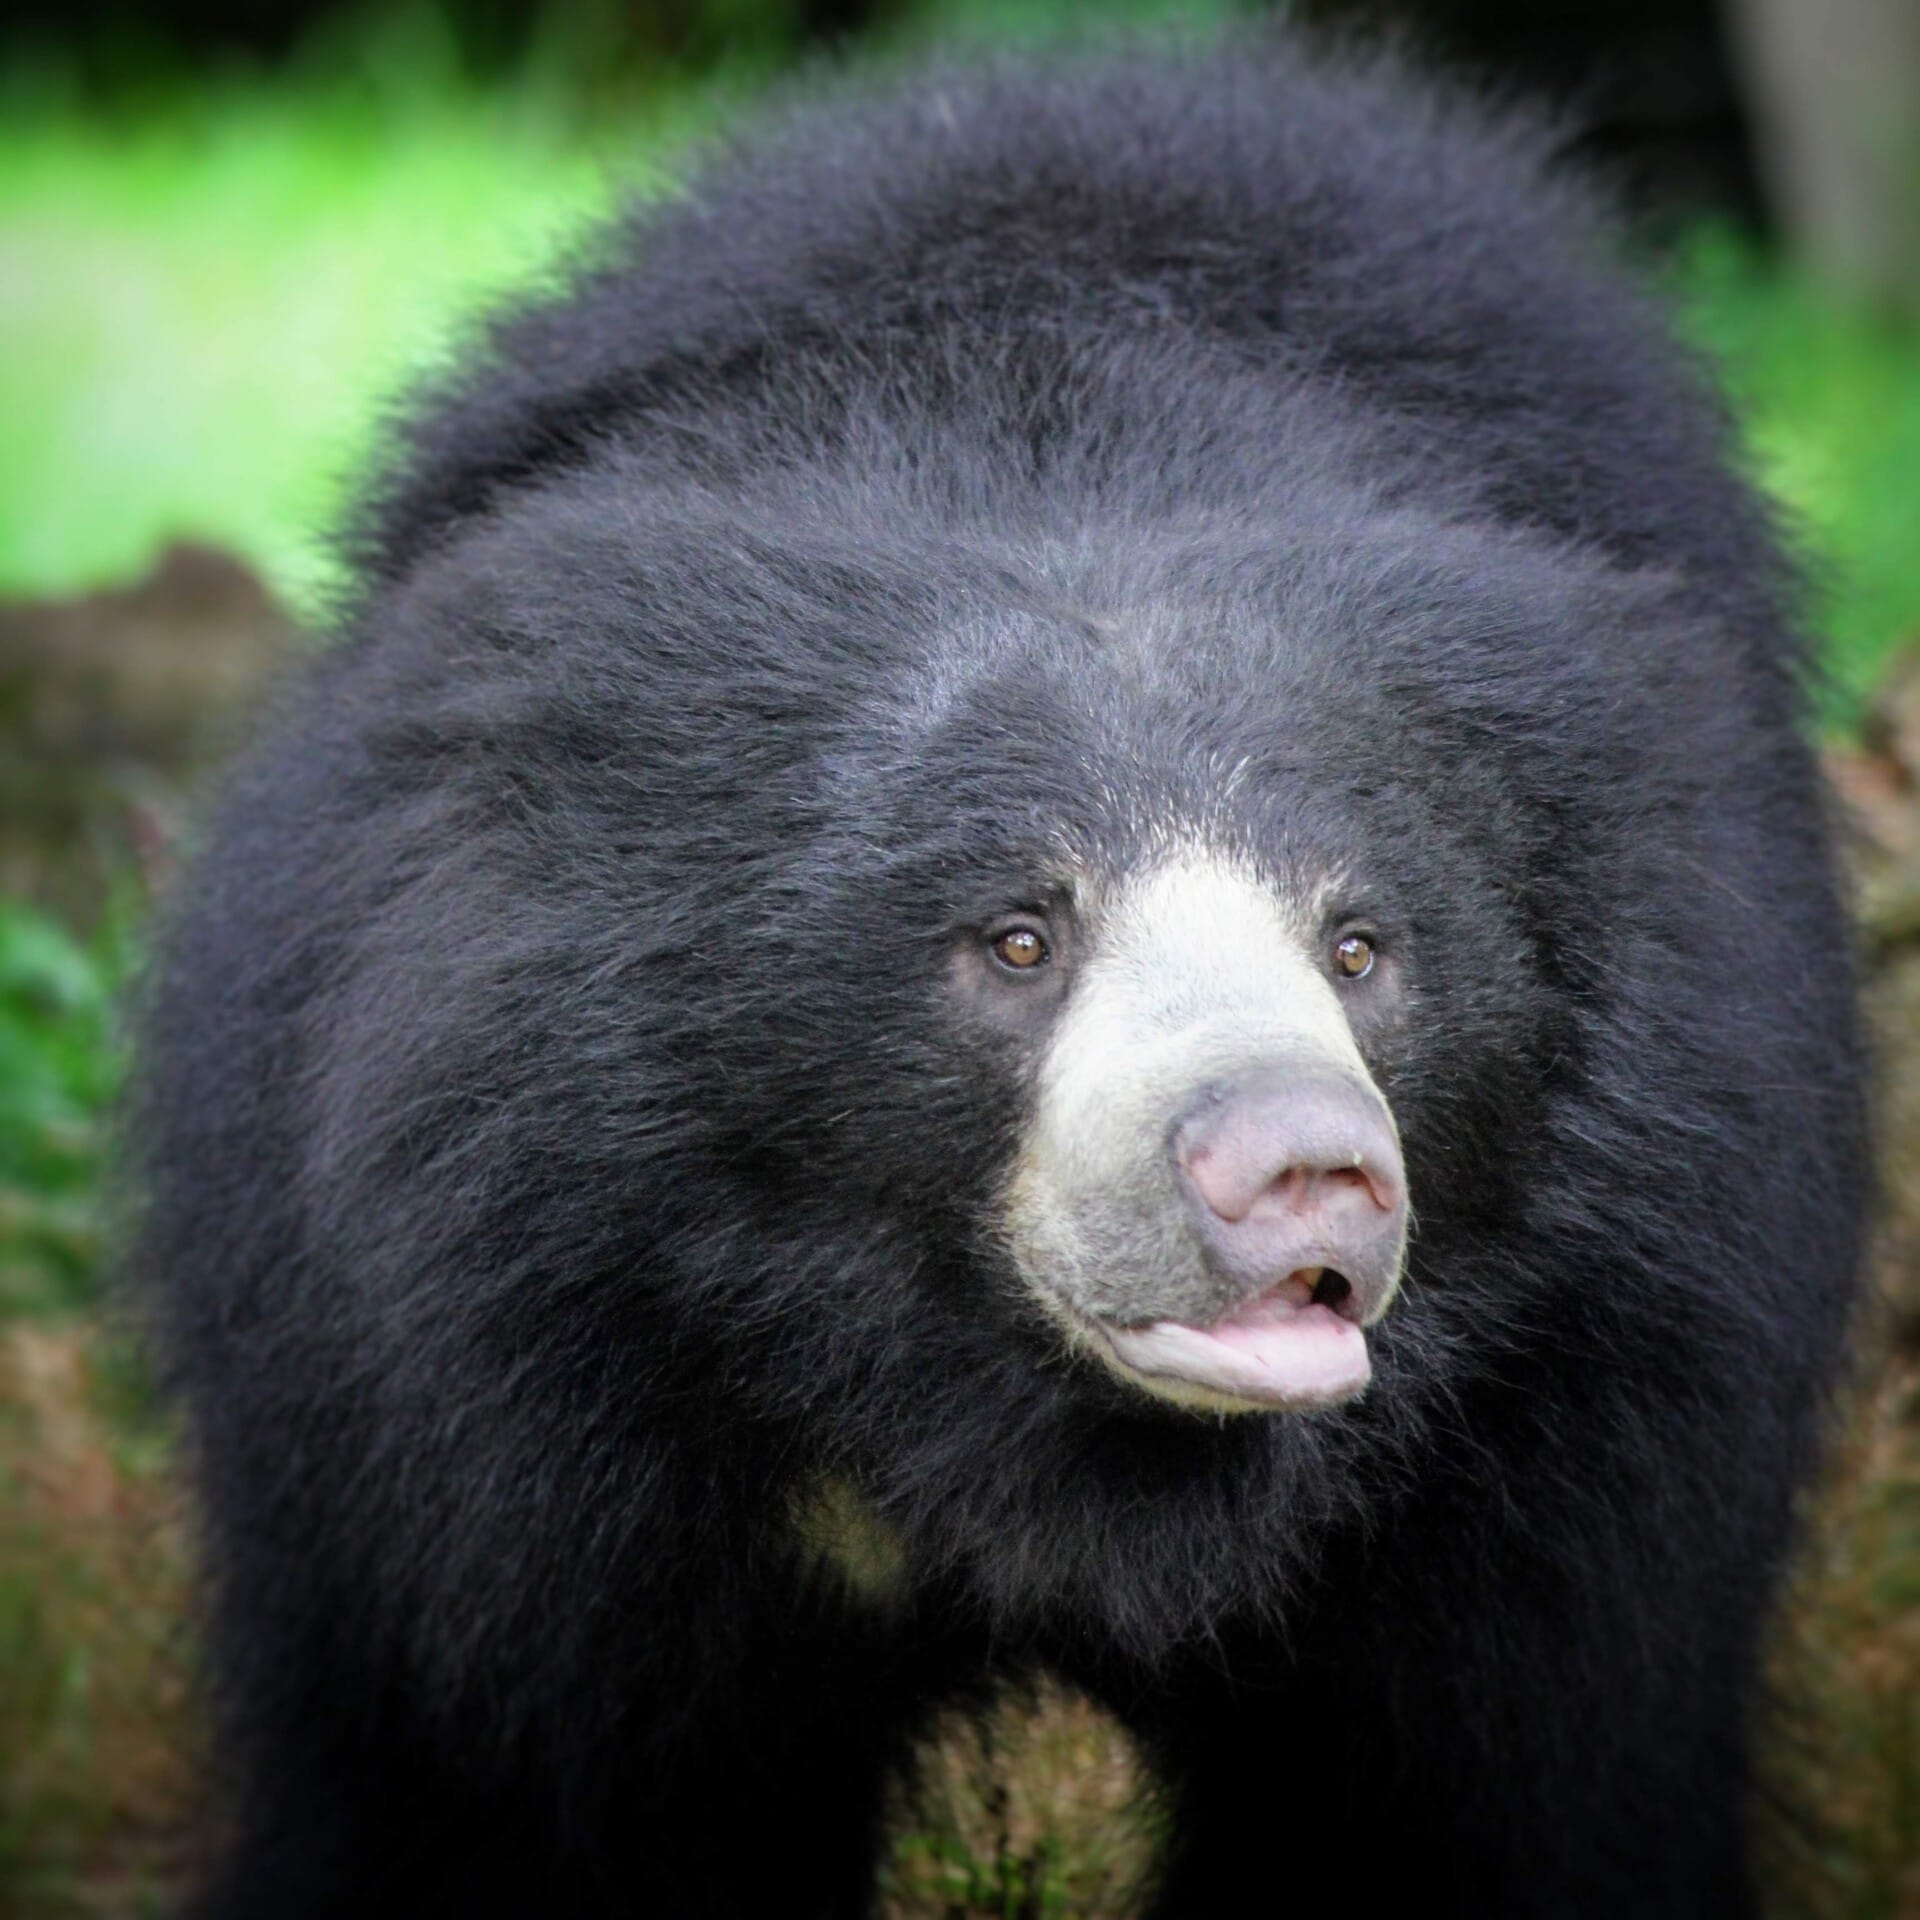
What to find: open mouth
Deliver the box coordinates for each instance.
[1090,1266,1373,1413]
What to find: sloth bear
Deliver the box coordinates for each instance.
[131,33,1866,1920]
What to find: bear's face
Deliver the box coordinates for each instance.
[961,849,1407,1415]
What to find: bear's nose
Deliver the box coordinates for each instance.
[1170,1068,1408,1324]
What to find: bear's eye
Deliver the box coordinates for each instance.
[991,924,1051,972]
[1334,933,1375,979]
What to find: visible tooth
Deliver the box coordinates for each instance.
[1295,1266,1324,1288]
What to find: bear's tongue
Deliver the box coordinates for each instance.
[1103,1288,1370,1411]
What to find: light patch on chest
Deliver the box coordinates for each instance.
[790,1472,911,1605]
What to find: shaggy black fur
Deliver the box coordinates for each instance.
[130,34,1867,1919]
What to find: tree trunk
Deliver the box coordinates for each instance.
[1724,0,1920,316]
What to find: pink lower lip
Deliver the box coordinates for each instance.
[1099,1286,1372,1411]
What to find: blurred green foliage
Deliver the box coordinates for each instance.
[0,902,127,1320]
[1679,229,1920,721]
[0,27,689,612]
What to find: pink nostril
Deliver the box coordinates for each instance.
[1239,1161,1388,1226]
[1185,1147,1385,1225]
[1180,1144,1256,1224]
[1319,1165,1390,1211]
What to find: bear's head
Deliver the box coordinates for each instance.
[618,489,1647,1435]
[312,434,1742,1632]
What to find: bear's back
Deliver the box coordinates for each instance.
[353,37,1793,673]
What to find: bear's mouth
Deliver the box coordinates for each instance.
[1088,1267,1372,1414]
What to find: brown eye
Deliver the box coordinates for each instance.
[991,926,1051,972]
[1334,933,1375,979]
